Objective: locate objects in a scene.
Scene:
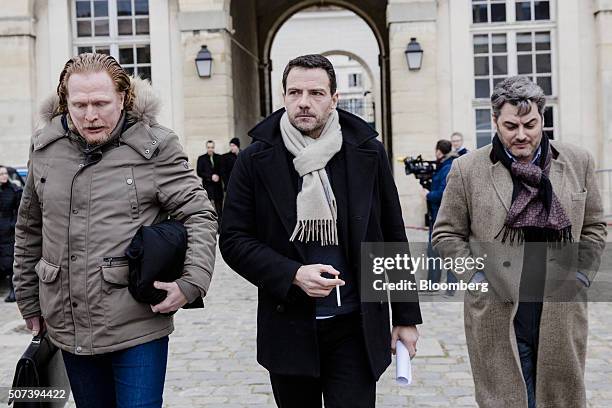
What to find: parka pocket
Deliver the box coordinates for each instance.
[34,258,65,329]
[101,263,154,328]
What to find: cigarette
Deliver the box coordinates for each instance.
[336,279,341,307]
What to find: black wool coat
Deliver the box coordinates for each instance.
[0,181,21,274]
[219,108,422,379]
[196,153,223,201]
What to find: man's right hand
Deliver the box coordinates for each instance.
[293,264,345,298]
[25,316,45,337]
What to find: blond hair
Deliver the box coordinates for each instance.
[56,53,134,115]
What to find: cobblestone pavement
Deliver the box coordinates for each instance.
[0,230,611,407]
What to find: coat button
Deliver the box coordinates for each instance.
[126,178,133,185]
[72,302,78,307]
[79,163,85,168]
[40,178,46,183]
[276,304,285,313]
[152,140,157,145]
[503,261,511,267]
[71,255,77,261]
[76,346,82,353]
[72,209,78,214]
[145,149,150,154]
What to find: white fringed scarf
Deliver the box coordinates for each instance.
[280,110,342,246]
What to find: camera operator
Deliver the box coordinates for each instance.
[424,140,458,295]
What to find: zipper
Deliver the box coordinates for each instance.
[102,256,129,267]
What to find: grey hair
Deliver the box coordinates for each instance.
[491,76,546,119]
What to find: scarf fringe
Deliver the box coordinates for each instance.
[290,219,339,246]
[495,225,573,246]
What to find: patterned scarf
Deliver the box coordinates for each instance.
[491,133,573,244]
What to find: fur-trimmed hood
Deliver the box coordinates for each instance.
[38,76,161,129]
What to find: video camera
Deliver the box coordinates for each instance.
[403,155,437,191]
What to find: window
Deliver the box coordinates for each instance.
[543,106,554,139]
[473,33,508,99]
[72,0,151,81]
[516,31,552,95]
[348,73,362,88]
[471,1,557,141]
[338,98,364,117]
[472,0,507,24]
[475,108,494,148]
[515,0,550,21]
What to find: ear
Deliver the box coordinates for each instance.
[331,92,339,109]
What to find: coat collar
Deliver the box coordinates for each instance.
[248,108,378,147]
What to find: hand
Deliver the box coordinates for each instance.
[150,281,188,313]
[391,325,419,359]
[25,315,45,337]
[212,174,220,182]
[293,264,345,298]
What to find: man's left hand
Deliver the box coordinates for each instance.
[391,325,419,358]
[150,281,188,313]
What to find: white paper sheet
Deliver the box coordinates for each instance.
[396,340,412,386]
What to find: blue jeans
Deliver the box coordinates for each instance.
[62,336,169,408]
[514,302,543,408]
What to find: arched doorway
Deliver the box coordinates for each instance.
[228,0,392,155]
[268,7,382,135]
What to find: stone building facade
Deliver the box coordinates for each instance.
[1,0,611,225]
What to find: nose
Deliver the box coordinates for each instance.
[516,125,527,140]
[84,105,98,122]
[297,93,311,109]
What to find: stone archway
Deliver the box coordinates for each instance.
[227,0,392,154]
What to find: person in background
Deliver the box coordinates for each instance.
[0,165,21,302]
[220,137,241,190]
[197,140,224,224]
[451,132,469,156]
[425,140,458,295]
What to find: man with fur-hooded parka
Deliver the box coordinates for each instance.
[13,56,218,358]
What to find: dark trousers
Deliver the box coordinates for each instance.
[514,302,543,408]
[269,313,376,408]
[62,336,169,408]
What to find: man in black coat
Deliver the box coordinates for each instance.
[220,137,240,191]
[220,55,422,408]
[196,140,223,223]
[0,166,22,302]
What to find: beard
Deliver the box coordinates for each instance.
[289,112,329,137]
[83,130,113,146]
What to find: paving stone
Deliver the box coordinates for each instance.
[0,236,611,407]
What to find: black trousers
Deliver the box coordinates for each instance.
[269,312,376,408]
